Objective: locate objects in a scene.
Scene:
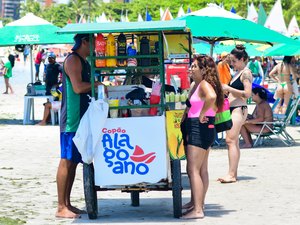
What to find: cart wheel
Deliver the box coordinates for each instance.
[83,163,98,219]
[171,159,182,218]
[131,191,140,207]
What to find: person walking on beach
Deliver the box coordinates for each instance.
[218,45,252,183]
[56,33,102,218]
[269,56,298,114]
[181,55,223,219]
[35,49,44,81]
[1,54,15,94]
[23,45,30,66]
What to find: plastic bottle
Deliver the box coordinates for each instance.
[127,43,137,66]
[140,36,150,66]
[120,96,129,117]
[95,33,106,67]
[117,33,127,66]
[106,33,117,67]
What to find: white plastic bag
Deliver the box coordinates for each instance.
[73,97,109,164]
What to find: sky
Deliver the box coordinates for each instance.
[56,0,70,4]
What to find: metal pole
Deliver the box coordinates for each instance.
[30,45,33,83]
[30,45,34,122]
[210,42,215,57]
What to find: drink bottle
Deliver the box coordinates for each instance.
[117,33,127,66]
[127,43,137,66]
[106,33,117,67]
[140,36,150,66]
[95,33,106,67]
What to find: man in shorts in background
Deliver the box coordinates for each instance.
[35,48,45,81]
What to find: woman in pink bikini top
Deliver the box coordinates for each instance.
[181,55,224,220]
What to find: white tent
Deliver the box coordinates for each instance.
[187,3,243,19]
[288,16,300,36]
[246,2,258,23]
[264,0,287,35]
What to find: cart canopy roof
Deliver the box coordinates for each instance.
[58,20,188,34]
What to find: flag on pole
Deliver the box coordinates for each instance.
[177,5,185,18]
[137,13,144,22]
[78,15,86,23]
[230,6,236,14]
[187,6,192,14]
[288,15,300,36]
[120,9,126,22]
[160,7,164,19]
[246,2,258,23]
[257,3,267,26]
[264,0,287,35]
[145,8,152,21]
[161,7,173,21]
[125,10,130,22]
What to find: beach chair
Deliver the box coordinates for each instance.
[252,96,300,147]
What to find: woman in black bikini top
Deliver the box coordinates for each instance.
[218,44,253,184]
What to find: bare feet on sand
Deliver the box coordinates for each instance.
[181,209,204,220]
[217,175,237,183]
[55,207,80,219]
[241,143,253,148]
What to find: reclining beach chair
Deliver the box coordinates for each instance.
[252,96,300,147]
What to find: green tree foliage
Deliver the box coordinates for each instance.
[0,17,13,25]
[20,0,41,17]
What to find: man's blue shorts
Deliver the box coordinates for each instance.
[60,132,82,164]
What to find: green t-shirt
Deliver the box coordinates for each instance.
[4,61,12,78]
[248,61,259,75]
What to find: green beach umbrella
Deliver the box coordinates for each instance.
[179,13,300,56]
[264,43,300,56]
[0,13,73,82]
[0,13,73,46]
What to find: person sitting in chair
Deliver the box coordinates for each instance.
[37,84,62,126]
[240,87,273,148]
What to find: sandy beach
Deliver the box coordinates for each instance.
[0,60,300,225]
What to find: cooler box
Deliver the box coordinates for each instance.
[34,85,46,96]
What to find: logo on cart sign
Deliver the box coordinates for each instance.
[101,128,156,175]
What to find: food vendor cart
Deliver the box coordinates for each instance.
[58,20,192,219]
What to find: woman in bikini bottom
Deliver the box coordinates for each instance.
[230,106,248,114]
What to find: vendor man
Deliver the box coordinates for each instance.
[56,34,102,219]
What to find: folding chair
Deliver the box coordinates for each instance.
[252,96,300,147]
